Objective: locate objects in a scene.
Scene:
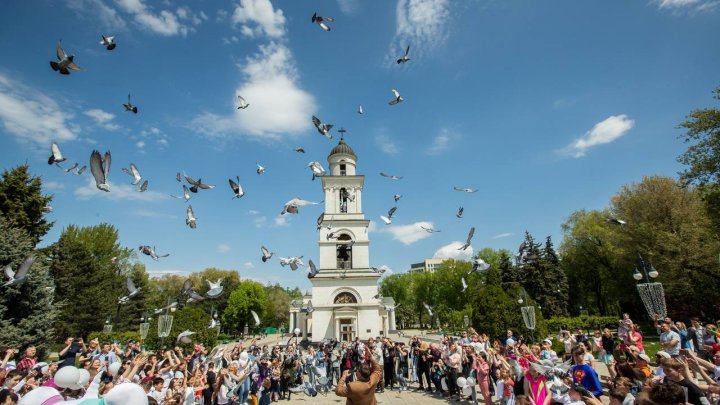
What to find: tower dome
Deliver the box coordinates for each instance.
[327,138,357,176]
[328,138,357,160]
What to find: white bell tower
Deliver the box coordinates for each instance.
[288,137,394,342]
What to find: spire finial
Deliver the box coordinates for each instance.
[338,127,347,140]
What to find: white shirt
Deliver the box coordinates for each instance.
[148,387,166,405]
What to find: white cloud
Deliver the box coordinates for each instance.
[655,0,720,12]
[560,114,634,158]
[273,215,290,227]
[84,108,120,131]
[232,0,286,38]
[217,244,231,253]
[491,232,513,240]
[388,0,451,62]
[337,0,358,14]
[136,140,146,149]
[66,0,127,31]
[375,221,434,245]
[0,74,77,146]
[375,134,399,155]
[657,0,699,8]
[426,128,458,155]
[433,241,474,260]
[44,181,66,191]
[242,261,255,269]
[114,0,200,36]
[191,42,316,140]
[75,176,167,202]
[147,269,187,277]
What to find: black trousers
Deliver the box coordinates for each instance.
[384,361,395,387]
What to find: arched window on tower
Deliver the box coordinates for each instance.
[334,292,357,304]
[336,234,353,270]
[339,188,353,213]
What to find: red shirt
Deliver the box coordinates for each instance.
[17,356,37,371]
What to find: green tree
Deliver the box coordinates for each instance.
[263,284,296,327]
[0,165,54,245]
[676,86,720,233]
[143,306,217,349]
[223,281,268,334]
[0,216,59,357]
[49,224,131,337]
[538,237,569,317]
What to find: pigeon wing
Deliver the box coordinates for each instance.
[4,266,14,280]
[311,115,322,129]
[380,172,390,178]
[139,180,148,192]
[126,277,137,294]
[466,227,475,245]
[388,206,397,218]
[129,163,141,184]
[380,216,391,225]
[391,89,400,98]
[251,310,260,326]
[184,173,199,186]
[51,143,63,161]
[405,45,410,57]
[14,255,35,279]
[56,42,66,60]
[89,150,106,187]
[183,279,193,292]
[308,259,317,275]
[103,151,112,180]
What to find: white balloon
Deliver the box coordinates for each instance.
[54,366,81,388]
[441,378,448,391]
[457,377,467,388]
[109,362,122,377]
[463,385,473,396]
[77,368,91,387]
[466,376,476,386]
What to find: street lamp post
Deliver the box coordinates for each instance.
[139,312,151,349]
[633,255,666,319]
[463,315,469,329]
[103,318,113,333]
[505,282,536,343]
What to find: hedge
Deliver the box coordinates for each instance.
[545,315,618,333]
[87,331,142,344]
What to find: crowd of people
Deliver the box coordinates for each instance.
[0,314,719,405]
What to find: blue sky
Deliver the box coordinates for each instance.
[1,0,718,291]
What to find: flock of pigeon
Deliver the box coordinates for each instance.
[9,10,559,327]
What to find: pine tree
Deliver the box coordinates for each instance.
[49,224,130,337]
[499,250,520,284]
[0,165,54,245]
[539,236,569,317]
[0,216,59,357]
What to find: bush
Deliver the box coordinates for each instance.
[88,331,141,344]
[545,315,617,333]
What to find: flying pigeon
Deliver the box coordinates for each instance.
[177,330,196,344]
[311,13,334,31]
[470,257,490,274]
[305,301,315,314]
[138,180,148,192]
[307,259,319,278]
[261,246,273,262]
[281,198,320,215]
[294,147,305,153]
[373,293,383,300]
[186,288,205,303]
[308,161,326,180]
[529,360,573,395]
[64,162,79,173]
[379,172,402,180]
[371,265,390,275]
[380,206,397,225]
[393,194,402,202]
[43,205,52,213]
[237,96,249,109]
[121,163,142,185]
[48,142,66,166]
[89,150,112,192]
[256,163,265,175]
[118,277,141,304]
[461,277,468,292]
[184,173,214,193]
[170,185,192,202]
[186,205,197,229]
[99,35,116,50]
[606,218,627,226]
[396,45,411,64]
[138,245,169,261]
[208,307,219,328]
[518,242,527,254]
[205,279,224,298]
[123,94,138,114]
[420,225,441,233]
[311,116,333,139]
[456,207,464,218]
[3,255,35,287]
[176,172,182,182]
[251,310,261,326]
[228,176,245,199]
[49,41,81,75]
[75,165,87,175]
[454,187,478,193]
[279,256,304,271]
[388,89,403,106]
[154,301,177,315]
[357,105,363,114]
[458,226,475,250]
[423,303,435,317]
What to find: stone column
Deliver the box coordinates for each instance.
[289,311,295,332]
[301,313,308,339]
[389,310,396,331]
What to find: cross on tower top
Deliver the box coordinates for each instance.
[338,127,347,140]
